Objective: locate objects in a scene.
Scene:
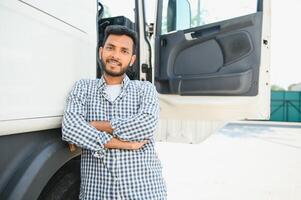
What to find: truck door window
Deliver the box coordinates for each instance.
[99,0,135,22]
[161,0,258,34]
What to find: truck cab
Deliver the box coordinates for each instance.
[0,0,270,199]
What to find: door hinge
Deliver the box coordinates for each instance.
[146,23,154,37]
[141,63,149,73]
[141,63,152,81]
[263,39,268,45]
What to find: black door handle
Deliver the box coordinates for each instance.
[186,25,220,40]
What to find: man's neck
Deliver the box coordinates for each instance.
[103,74,124,85]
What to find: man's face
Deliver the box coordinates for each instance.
[99,34,136,77]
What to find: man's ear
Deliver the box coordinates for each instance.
[130,54,136,66]
[99,47,103,59]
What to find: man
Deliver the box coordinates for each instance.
[62,25,167,200]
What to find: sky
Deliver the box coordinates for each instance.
[271,1,301,89]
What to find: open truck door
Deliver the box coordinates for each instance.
[141,0,271,143]
[151,0,271,120]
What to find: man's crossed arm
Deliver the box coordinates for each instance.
[89,121,147,150]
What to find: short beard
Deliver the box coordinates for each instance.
[101,59,130,77]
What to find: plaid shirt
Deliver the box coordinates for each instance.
[62,75,167,200]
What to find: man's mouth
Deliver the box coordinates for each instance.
[106,59,121,67]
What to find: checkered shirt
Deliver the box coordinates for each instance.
[62,75,167,200]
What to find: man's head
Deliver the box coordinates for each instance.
[99,25,137,77]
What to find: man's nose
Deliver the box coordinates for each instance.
[110,49,121,60]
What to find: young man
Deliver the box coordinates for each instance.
[62,25,167,200]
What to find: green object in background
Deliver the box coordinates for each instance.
[270,91,301,122]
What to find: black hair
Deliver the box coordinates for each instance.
[101,25,137,54]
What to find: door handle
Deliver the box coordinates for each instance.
[185,25,220,40]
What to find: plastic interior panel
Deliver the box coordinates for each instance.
[155,13,263,96]
[174,39,223,75]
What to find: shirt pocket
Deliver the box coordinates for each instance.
[114,94,140,118]
[86,94,108,121]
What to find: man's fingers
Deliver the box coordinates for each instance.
[136,140,148,149]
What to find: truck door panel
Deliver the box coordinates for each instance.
[156,13,262,96]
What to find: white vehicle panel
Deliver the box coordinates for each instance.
[0,0,97,131]
[21,0,95,33]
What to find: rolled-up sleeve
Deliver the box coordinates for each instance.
[110,82,159,142]
[62,80,112,158]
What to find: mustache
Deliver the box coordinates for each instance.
[106,58,121,66]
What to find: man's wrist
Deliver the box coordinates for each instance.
[104,121,113,133]
[104,137,146,150]
[104,137,125,149]
[90,121,113,133]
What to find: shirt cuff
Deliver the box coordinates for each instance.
[93,132,113,159]
[110,118,121,137]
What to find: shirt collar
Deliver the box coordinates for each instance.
[98,75,130,91]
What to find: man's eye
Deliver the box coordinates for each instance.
[105,46,113,50]
[122,50,129,54]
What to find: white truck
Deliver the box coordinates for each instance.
[0,0,270,199]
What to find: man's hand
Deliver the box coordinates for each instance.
[126,140,148,150]
[104,138,147,150]
[90,121,113,134]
